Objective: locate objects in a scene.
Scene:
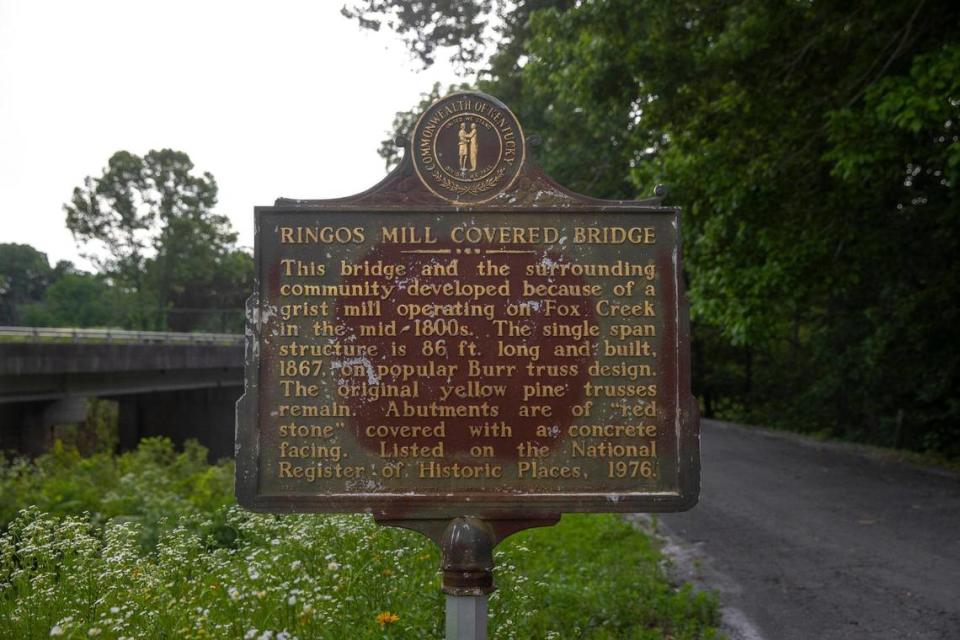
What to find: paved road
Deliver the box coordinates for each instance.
[658,419,960,640]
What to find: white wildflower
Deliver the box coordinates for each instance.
[49,626,64,637]
[287,594,297,606]
[88,629,102,637]
[327,561,340,571]
[290,560,302,570]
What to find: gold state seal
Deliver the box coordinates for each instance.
[411,92,525,205]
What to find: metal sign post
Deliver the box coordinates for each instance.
[446,595,487,640]
[441,518,493,640]
[376,516,558,640]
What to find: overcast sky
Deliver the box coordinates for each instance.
[0,0,462,268]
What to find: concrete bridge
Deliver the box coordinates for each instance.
[0,327,243,459]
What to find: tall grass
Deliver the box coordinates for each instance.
[0,440,721,639]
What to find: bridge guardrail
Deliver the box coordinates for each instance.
[0,326,243,345]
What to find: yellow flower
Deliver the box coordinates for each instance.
[376,611,400,628]
[381,568,393,577]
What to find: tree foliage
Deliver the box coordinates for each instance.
[357,0,960,455]
[378,82,469,169]
[64,150,251,332]
[20,271,125,328]
[0,244,54,324]
[341,0,494,69]
[0,248,144,330]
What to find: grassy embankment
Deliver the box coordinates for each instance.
[0,439,721,639]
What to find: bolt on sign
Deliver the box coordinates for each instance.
[236,91,699,613]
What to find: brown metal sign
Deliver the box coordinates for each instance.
[236,91,699,523]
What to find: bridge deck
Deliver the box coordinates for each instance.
[0,328,245,457]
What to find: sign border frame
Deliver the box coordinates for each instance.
[237,205,699,519]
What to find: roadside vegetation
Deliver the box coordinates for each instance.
[349,0,960,460]
[0,438,721,639]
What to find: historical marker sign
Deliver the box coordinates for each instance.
[236,92,699,522]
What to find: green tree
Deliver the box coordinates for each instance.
[21,271,131,329]
[0,243,53,324]
[209,248,256,332]
[65,150,250,332]
[161,247,254,333]
[356,0,960,455]
[341,0,495,69]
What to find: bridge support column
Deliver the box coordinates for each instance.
[0,398,89,456]
[0,402,44,454]
[117,396,142,453]
[117,387,240,460]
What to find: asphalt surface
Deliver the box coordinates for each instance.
[657,419,960,640]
